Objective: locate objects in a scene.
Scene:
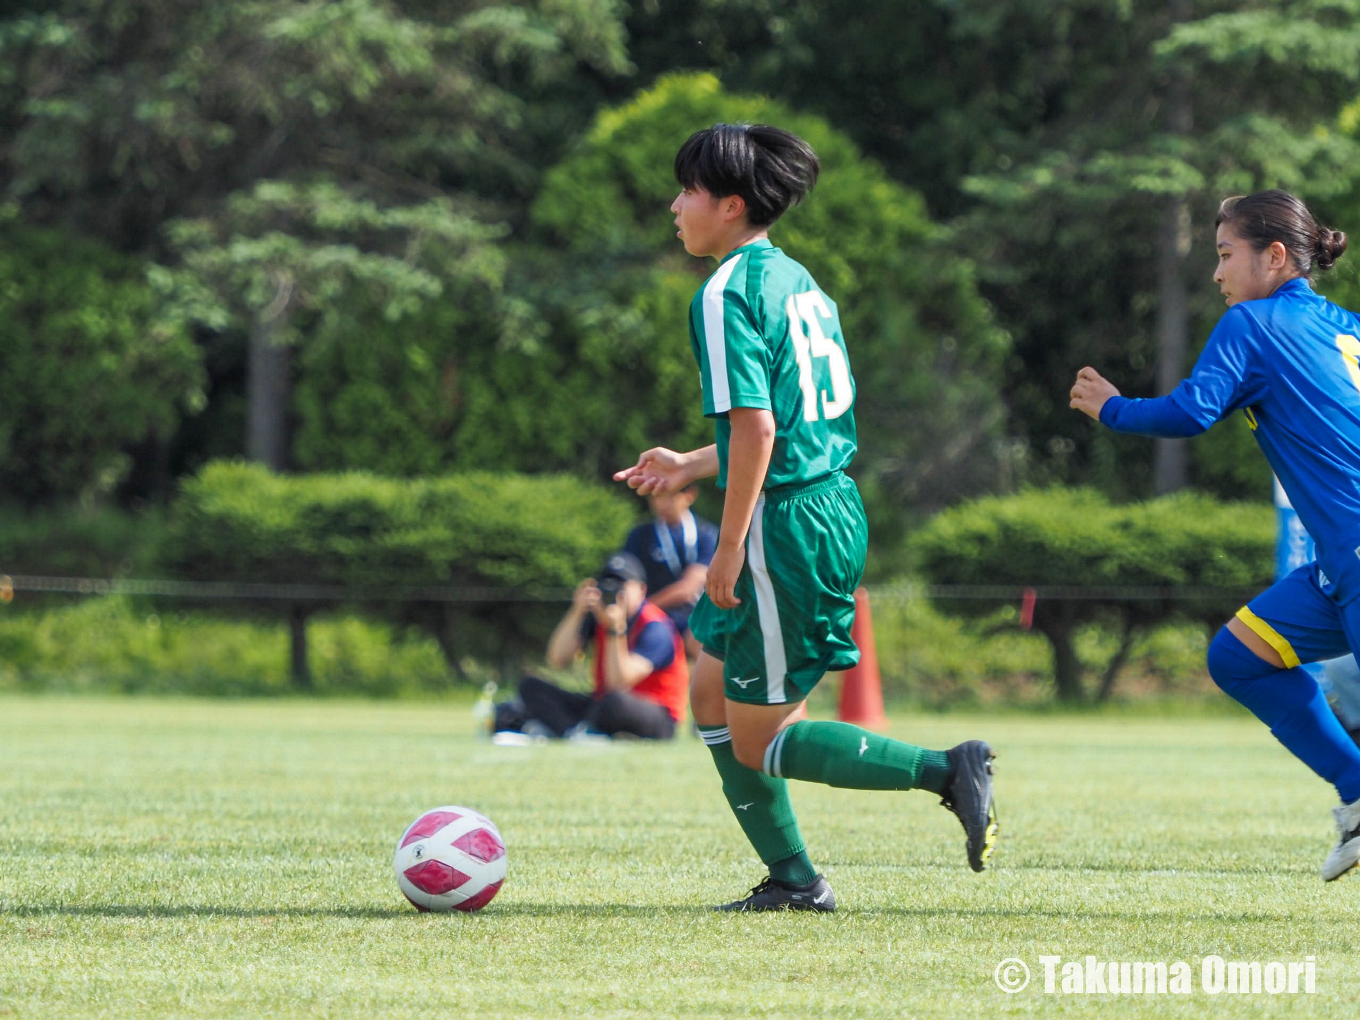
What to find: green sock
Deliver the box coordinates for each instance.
[766,720,952,794]
[700,724,817,884]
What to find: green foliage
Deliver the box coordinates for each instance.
[526,73,1009,533]
[165,460,631,590]
[2,0,633,489]
[0,598,451,696]
[911,488,1274,699]
[913,488,1273,590]
[1,0,632,245]
[163,461,635,674]
[0,502,165,578]
[867,590,1216,709]
[953,0,1360,496]
[0,221,203,502]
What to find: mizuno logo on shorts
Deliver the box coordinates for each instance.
[729,676,759,688]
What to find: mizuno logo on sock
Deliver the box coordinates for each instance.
[858,737,868,756]
[736,802,753,811]
[813,890,831,904]
[730,676,758,688]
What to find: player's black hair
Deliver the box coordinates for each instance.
[1216,189,1348,278]
[673,124,819,227]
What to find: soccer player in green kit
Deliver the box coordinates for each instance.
[615,123,999,911]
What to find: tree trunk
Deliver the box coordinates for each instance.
[1154,0,1193,495]
[247,275,293,471]
[289,604,311,690]
[432,606,470,682]
[1096,615,1137,703]
[1041,612,1085,702]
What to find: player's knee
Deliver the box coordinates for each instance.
[689,655,726,726]
[730,735,767,772]
[1207,626,1280,695]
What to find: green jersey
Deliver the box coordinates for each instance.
[688,239,857,489]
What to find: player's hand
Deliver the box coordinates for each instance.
[1070,366,1120,420]
[706,542,745,610]
[613,447,694,496]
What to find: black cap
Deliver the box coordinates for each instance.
[598,551,646,586]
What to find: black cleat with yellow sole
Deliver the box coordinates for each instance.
[940,740,998,872]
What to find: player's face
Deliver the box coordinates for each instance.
[1213,223,1278,307]
[671,186,727,258]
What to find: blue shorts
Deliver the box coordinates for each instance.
[1236,563,1360,667]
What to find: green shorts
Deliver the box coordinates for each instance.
[690,471,867,705]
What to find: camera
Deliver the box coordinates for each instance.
[597,576,625,606]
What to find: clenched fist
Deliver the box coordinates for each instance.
[1070,366,1120,421]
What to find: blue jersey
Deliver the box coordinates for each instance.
[1169,277,1360,602]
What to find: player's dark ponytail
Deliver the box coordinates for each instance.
[1216,189,1347,278]
[1316,228,1349,272]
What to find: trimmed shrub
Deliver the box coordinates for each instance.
[163,462,636,684]
[911,488,1274,700]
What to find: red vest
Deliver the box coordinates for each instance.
[592,601,689,722]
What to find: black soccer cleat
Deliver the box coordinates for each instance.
[940,740,998,872]
[713,874,836,912]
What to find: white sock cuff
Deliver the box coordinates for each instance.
[763,728,793,778]
[699,726,731,747]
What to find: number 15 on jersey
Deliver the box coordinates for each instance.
[787,291,852,422]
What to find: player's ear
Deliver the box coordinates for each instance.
[722,193,747,223]
[1268,240,1289,271]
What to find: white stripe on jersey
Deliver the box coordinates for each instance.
[701,254,745,414]
[747,495,787,704]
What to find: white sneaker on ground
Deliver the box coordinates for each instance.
[1321,799,1360,881]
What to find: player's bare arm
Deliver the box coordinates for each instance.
[1070,366,1121,420]
[614,445,719,496]
[708,408,775,611]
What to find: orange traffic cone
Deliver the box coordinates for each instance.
[837,587,887,728]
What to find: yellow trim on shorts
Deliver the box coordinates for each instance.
[1234,607,1301,669]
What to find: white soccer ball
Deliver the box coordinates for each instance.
[393,805,507,912]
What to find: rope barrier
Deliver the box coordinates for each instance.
[0,573,1261,605]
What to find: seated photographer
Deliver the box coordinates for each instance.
[497,552,688,740]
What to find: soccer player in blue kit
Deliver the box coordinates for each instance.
[1070,190,1360,880]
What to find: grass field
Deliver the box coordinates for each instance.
[2,695,1357,1018]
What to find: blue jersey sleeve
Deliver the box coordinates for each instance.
[1167,306,1270,429]
[1099,395,1206,438]
[630,621,675,670]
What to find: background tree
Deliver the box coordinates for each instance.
[0,218,202,503]
[1,0,631,482]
